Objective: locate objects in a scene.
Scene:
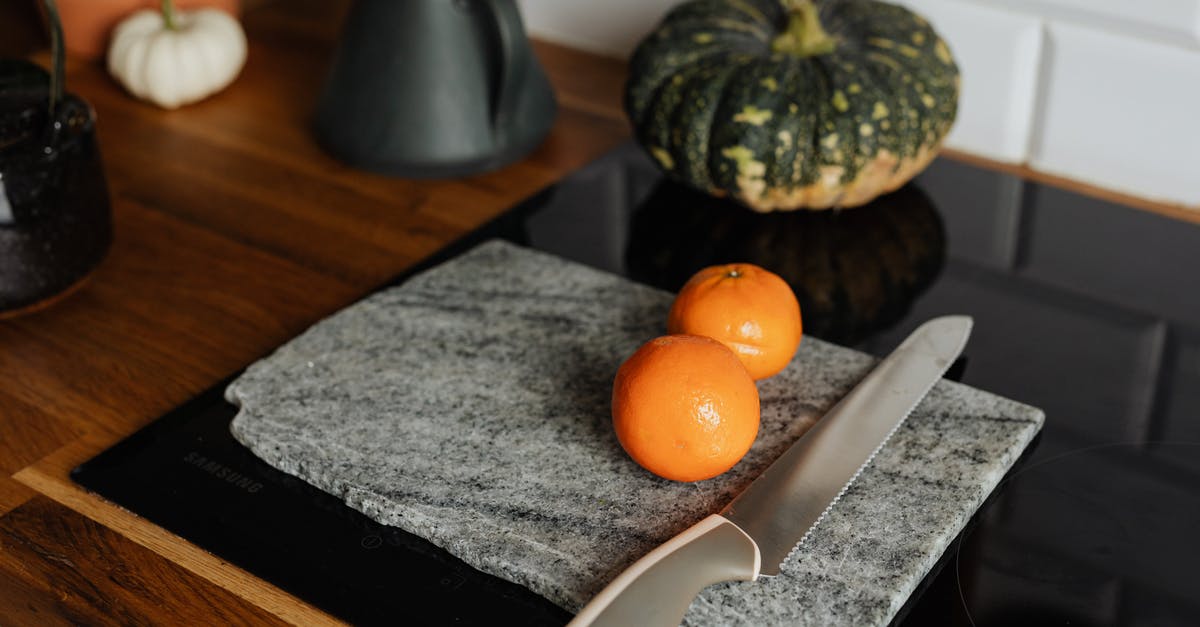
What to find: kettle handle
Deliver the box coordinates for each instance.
[483,0,532,131]
[42,0,66,122]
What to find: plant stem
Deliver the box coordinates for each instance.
[161,0,179,30]
[771,0,836,57]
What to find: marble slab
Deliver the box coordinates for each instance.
[226,239,1044,625]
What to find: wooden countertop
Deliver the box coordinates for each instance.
[0,1,627,623]
[1,1,1195,624]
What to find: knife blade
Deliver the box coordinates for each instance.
[568,315,973,626]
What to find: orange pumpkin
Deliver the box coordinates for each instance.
[53,0,241,60]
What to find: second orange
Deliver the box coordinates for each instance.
[667,263,803,380]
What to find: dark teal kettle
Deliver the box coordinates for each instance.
[313,0,557,178]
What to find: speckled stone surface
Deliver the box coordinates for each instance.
[227,239,1044,625]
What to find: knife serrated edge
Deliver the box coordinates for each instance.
[715,314,969,574]
[774,397,919,571]
[567,319,972,627]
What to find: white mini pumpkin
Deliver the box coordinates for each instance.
[107,2,247,109]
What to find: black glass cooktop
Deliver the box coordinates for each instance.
[73,143,1200,626]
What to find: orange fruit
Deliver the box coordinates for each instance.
[667,263,802,380]
[612,334,760,482]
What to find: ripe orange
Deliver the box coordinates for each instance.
[667,263,803,380]
[611,334,760,482]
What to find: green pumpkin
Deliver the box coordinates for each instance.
[625,0,959,211]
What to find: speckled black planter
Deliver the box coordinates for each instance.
[0,59,111,317]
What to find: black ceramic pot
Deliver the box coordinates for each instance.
[0,0,111,317]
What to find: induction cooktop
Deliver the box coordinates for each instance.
[72,143,1200,626]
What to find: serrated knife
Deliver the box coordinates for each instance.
[568,315,973,626]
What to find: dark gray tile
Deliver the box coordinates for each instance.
[960,547,1121,627]
[526,154,630,275]
[1148,327,1200,476]
[993,439,1200,609]
[1018,184,1200,326]
[915,159,1025,269]
[862,269,1163,443]
[1123,585,1200,627]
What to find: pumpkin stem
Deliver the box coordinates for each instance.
[771,0,836,57]
[161,0,179,30]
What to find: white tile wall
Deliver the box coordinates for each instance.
[1031,22,1200,206]
[994,0,1200,48]
[516,0,676,58]
[516,0,1200,209]
[894,0,1043,163]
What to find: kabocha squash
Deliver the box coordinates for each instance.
[626,0,959,211]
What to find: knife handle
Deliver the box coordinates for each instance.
[568,514,761,627]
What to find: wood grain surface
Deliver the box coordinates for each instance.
[0,0,1193,624]
[0,497,292,626]
[2,0,627,623]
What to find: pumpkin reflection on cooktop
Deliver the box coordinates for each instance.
[625,180,945,345]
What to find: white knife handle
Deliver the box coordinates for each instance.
[568,514,761,627]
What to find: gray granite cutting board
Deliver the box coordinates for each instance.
[227,239,1043,626]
